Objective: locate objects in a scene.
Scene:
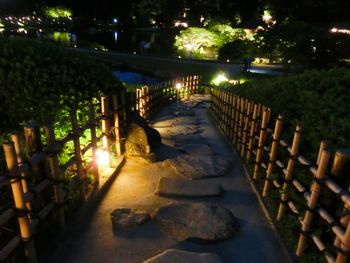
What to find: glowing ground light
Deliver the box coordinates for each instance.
[96,149,109,166]
[211,73,229,86]
[175,83,183,90]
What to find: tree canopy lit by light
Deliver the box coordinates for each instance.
[45,6,72,18]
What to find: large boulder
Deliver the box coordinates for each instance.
[143,249,223,263]
[127,111,161,148]
[153,203,239,242]
[156,177,222,197]
[166,155,231,179]
[125,118,160,163]
[111,208,150,229]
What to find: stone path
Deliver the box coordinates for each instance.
[47,95,292,263]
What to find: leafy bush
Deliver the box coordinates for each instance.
[0,37,123,134]
[230,68,350,159]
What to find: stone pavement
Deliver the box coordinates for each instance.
[47,95,292,263]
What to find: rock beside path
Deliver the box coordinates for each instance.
[143,249,223,263]
[153,203,239,242]
[167,155,231,179]
[111,208,150,228]
[156,177,222,197]
[125,122,159,163]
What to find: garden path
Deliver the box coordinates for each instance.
[48,95,292,263]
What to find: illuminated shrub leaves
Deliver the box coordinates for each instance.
[45,6,72,18]
[230,68,350,158]
[174,24,256,59]
[0,37,123,133]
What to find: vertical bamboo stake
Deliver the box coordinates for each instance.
[223,92,229,134]
[120,89,127,132]
[296,148,330,256]
[237,98,246,152]
[230,95,236,144]
[89,103,99,183]
[253,109,269,180]
[263,115,283,197]
[228,93,235,141]
[241,100,253,158]
[233,96,241,148]
[45,123,65,227]
[11,134,31,211]
[277,125,302,220]
[333,149,350,248]
[101,96,111,153]
[24,125,45,182]
[144,86,150,118]
[3,142,37,263]
[221,91,225,130]
[70,108,86,201]
[246,104,259,160]
[337,213,350,263]
[112,95,122,157]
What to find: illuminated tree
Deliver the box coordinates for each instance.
[174,27,220,58]
[45,6,72,18]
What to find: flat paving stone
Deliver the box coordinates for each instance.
[153,203,239,242]
[111,208,150,229]
[143,249,223,263]
[155,177,222,197]
[173,134,205,146]
[181,144,214,156]
[167,155,232,179]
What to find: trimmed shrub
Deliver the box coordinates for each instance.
[230,68,350,159]
[0,37,123,133]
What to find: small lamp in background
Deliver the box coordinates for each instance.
[175,82,183,90]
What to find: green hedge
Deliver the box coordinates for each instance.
[0,37,123,134]
[230,68,350,160]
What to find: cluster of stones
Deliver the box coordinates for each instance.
[112,100,239,262]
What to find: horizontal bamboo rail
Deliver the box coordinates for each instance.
[210,87,350,263]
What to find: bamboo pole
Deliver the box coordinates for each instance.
[337,210,350,263]
[24,125,45,182]
[120,89,127,132]
[144,86,150,118]
[232,96,239,146]
[277,125,302,220]
[235,96,242,148]
[263,115,283,197]
[228,93,235,141]
[89,103,99,183]
[70,108,86,201]
[11,134,31,211]
[237,98,246,152]
[241,100,253,158]
[101,96,111,153]
[246,104,259,161]
[223,92,229,134]
[45,123,65,227]
[112,95,122,157]
[296,147,330,256]
[332,149,350,249]
[253,109,270,180]
[3,142,37,263]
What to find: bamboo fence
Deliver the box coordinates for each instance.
[0,75,200,262]
[210,88,350,263]
[0,91,126,262]
[135,75,200,120]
